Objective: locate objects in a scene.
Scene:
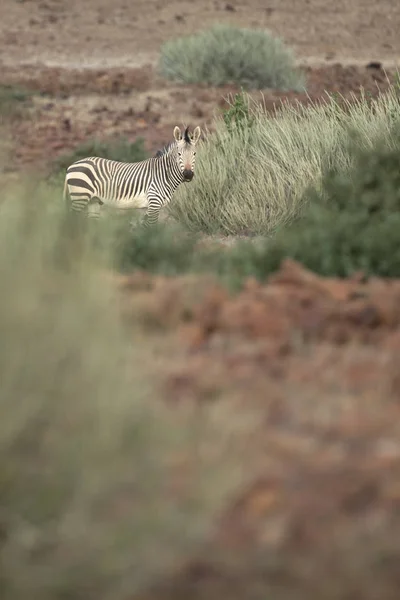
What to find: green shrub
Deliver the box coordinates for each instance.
[267,122,400,278]
[158,24,305,91]
[50,136,148,176]
[0,184,243,600]
[169,84,400,236]
[222,89,256,136]
[115,221,200,275]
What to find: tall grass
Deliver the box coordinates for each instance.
[159,24,305,91]
[268,119,400,277]
[169,84,400,235]
[97,111,400,285]
[0,182,246,600]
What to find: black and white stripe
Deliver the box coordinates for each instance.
[62,125,201,227]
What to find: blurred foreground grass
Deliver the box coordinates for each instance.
[0,180,249,600]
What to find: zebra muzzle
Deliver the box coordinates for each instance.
[183,169,194,182]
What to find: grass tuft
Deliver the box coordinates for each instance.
[169,84,400,236]
[265,119,400,277]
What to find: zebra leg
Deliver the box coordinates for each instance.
[59,192,91,263]
[88,200,101,220]
[68,193,90,216]
[129,208,146,231]
[63,193,90,239]
[142,196,163,228]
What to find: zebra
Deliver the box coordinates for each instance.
[62,125,201,227]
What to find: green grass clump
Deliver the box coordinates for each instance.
[158,24,305,91]
[0,183,244,600]
[170,84,400,236]
[50,136,148,176]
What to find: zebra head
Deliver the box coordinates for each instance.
[173,125,201,182]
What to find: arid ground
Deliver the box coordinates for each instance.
[1,1,400,599]
[1,0,400,170]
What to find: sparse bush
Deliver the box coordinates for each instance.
[0,84,34,121]
[0,184,244,600]
[106,213,272,290]
[169,83,400,236]
[115,221,200,275]
[50,136,148,176]
[158,24,305,91]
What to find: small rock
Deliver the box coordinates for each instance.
[366,61,382,70]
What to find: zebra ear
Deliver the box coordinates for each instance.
[173,126,182,142]
[192,126,201,145]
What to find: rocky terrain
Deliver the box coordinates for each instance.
[114,260,400,599]
[0,0,399,171]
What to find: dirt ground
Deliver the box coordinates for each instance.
[1,0,400,68]
[0,0,399,170]
[115,262,400,600]
[1,1,400,599]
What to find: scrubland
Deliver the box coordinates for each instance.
[1,21,400,600]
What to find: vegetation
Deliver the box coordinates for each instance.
[169,84,400,236]
[158,24,305,91]
[0,84,35,121]
[111,221,272,290]
[265,122,400,277]
[0,183,244,600]
[115,109,400,282]
[6,82,398,290]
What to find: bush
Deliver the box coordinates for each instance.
[115,221,201,275]
[0,184,243,600]
[0,84,34,121]
[169,84,400,236]
[158,24,305,91]
[264,121,400,277]
[50,136,148,176]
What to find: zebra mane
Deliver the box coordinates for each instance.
[154,141,174,158]
[184,126,191,143]
[154,127,194,158]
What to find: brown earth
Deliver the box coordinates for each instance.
[1,1,400,598]
[115,261,400,600]
[1,0,400,68]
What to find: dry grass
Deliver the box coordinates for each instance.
[169,82,400,235]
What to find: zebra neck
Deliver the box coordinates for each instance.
[163,154,184,188]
